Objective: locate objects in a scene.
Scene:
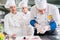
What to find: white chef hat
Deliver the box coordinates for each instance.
[35,0,47,9]
[5,0,16,8]
[18,0,28,8]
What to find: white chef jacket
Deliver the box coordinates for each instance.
[4,12,23,36]
[18,11,34,36]
[30,4,60,29]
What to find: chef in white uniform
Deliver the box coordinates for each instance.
[4,0,23,37]
[30,0,60,35]
[18,0,34,36]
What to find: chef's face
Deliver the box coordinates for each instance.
[22,7,28,14]
[37,8,46,14]
[9,6,17,14]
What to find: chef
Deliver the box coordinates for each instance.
[30,0,60,35]
[4,0,23,37]
[18,0,34,36]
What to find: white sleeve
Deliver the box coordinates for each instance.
[30,7,36,20]
[52,6,60,26]
[27,25,34,36]
[4,16,13,36]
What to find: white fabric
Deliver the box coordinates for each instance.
[5,0,16,8]
[23,0,28,5]
[30,4,60,33]
[4,11,34,37]
[16,36,41,40]
[19,11,34,36]
[18,0,28,8]
[37,25,50,34]
[4,12,22,36]
[16,36,30,40]
[35,0,47,9]
[29,36,42,40]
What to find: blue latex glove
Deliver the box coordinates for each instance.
[49,21,57,30]
[30,20,37,27]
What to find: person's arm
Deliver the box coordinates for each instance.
[4,16,12,36]
[50,6,60,30]
[53,6,60,26]
[30,20,38,27]
[27,25,34,36]
[30,6,38,27]
[49,20,57,30]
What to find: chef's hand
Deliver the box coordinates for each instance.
[7,34,16,40]
[34,23,40,28]
[44,25,50,31]
[8,38,12,40]
[40,25,50,34]
[37,25,50,34]
[12,34,16,38]
[34,23,46,34]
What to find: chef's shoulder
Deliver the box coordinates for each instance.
[48,3,58,10]
[4,13,11,18]
[30,5,36,11]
